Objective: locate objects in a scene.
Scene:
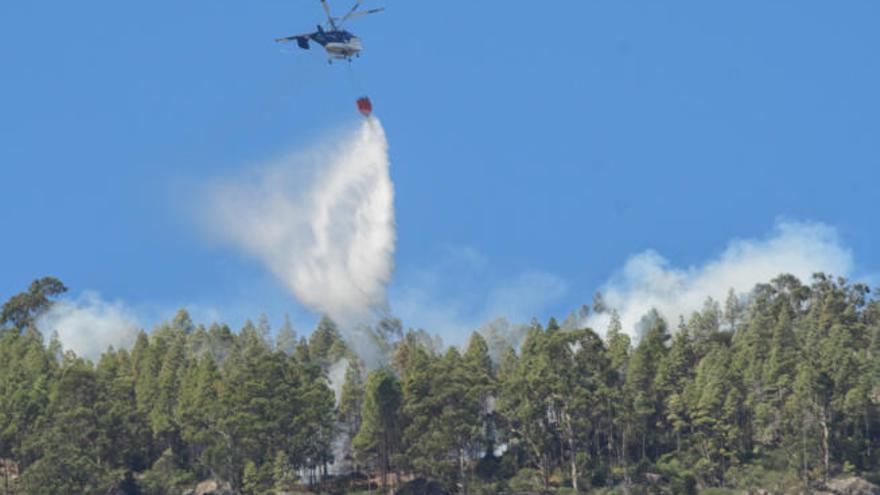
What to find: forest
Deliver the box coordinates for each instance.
[1,273,878,494]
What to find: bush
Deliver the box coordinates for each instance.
[475,453,503,481]
[470,480,507,495]
[396,478,447,495]
[138,449,195,495]
[654,456,697,495]
[507,468,545,493]
[723,461,804,494]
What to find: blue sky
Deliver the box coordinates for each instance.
[2,1,879,341]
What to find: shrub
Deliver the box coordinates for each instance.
[507,468,545,493]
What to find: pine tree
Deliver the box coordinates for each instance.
[355,367,402,492]
[0,277,67,331]
[152,328,187,453]
[604,309,632,485]
[497,323,557,489]
[272,449,296,492]
[655,327,695,453]
[626,310,669,462]
[756,300,797,444]
[310,316,344,367]
[276,314,298,355]
[20,355,120,494]
[688,347,742,486]
[463,332,496,464]
[176,355,221,476]
[723,288,744,333]
[338,359,366,471]
[95,349,152,475]
[401,344,440,479]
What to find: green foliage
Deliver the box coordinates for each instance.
[139,448,195,495]
[309,315,346,366]
[0,277,67,331]
[3,273,880,494]
[275,314,298,355]
[354,367,402,490]
[506,468,545,493]
[0,279,339,494]
[19,355,124,495]
[655,455,697,495]
[397,335,494,492]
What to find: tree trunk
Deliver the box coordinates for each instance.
[538,452,551,490]
[564,412,578,491]
[606,401,615,487]
[459,447,468,495]
[381,429,391,495]
[381,448,388,494]
[802,416,809,489]
[621,426,631,494]
[676,428,681,453]
[641,428,646,462]
[819,405,830,483]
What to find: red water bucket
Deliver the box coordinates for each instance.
[356,96,373,117]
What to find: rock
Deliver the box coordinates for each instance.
[183,480,235,495]
[0,458,18,479]
[825,477,880,495]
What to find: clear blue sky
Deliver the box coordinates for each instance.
[2,1,879,335]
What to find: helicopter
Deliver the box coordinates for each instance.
[275,0,384,63]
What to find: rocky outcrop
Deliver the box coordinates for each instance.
[823,477,880,495]
[183,480,235,495]
[0,459,18,479]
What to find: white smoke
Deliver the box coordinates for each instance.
[202,118,395,349]
[587,220,854,338]
[390,245,567,345]
[328,357,354,475]
[37,292,141,362]
[328,358,349,405]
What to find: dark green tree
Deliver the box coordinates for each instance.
[1,277,67,331]
[354,367,403,492]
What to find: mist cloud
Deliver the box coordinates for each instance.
[586,220,853,337]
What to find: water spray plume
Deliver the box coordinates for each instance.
[204,118,395,354]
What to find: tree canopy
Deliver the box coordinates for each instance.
[0,273,878,494]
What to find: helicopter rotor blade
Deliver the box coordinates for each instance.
[342,0,363,19]
[338,0,363,25]
[340,6,384,24]
[320,0,338,30]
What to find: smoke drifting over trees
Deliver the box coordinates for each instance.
[37,291,140,361]
[585,220,853,339]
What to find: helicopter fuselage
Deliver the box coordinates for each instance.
[313,28,363,59]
